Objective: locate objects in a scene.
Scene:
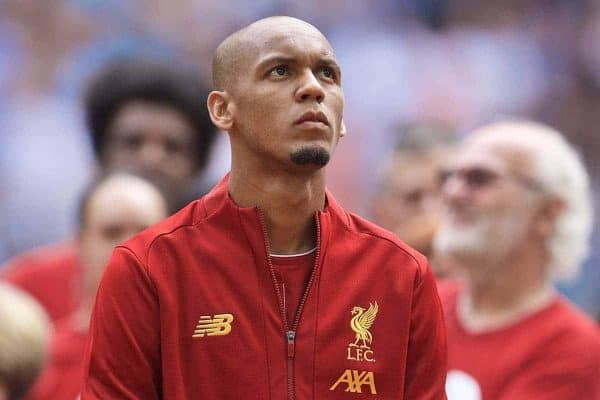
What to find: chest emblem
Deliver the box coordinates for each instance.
[347,302,378,362]
[192,313,234,338]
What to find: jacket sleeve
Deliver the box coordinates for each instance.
[404,263,448,399]
[82,246,162,399]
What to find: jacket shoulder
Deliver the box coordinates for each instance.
[343,211,429,277]
[1,242,77,273]
[0,242,79,285]
[119,198,208,264]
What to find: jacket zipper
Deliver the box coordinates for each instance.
[258,210,322,400]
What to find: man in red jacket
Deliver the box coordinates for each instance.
[83,16,447,399]
[435,121,600,399]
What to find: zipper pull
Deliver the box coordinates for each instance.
[286,330,296,359]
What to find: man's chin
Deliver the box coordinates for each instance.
[434,226,489,259]
[290,146,331,167]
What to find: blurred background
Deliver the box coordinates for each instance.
[0,0,598,317]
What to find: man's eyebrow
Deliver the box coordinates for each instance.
[256,56,297,70]
[317,58,342,76]
[256,55,341,74]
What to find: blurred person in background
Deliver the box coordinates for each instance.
[0,283,50,400]
[435,121,600,399]
[371,121,456,277]
[27,173,167,400]
[85,59,218,211]
[0,58,218,323]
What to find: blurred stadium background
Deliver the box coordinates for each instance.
[0,0,599,317]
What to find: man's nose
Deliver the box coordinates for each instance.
[441,175,471,206]
[295,70,325,103]
[139,143,167,170]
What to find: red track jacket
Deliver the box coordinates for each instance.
[82,176,447,399]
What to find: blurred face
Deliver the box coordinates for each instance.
[434,138,544,267]
[229,20,345,170]
[372,152,444,254]
[79,178,167,298]
[102,101,198,208]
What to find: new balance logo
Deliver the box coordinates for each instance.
[330,369,377,394]
[192,313,234,338]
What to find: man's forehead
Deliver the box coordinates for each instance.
[212,17,337,91]
[454,134,532,173]
[245,17,327,41]
[242,18,335,61]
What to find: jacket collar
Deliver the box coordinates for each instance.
[201,174,347,251]
[204,174,344,219]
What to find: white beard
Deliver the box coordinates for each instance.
[434,209,531,264]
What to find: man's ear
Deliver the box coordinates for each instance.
[340,119,347,138]
[207,91,234,131]
[535,197,566,237]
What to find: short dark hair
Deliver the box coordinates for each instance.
[84,58,217,170]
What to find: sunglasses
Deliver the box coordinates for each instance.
[438,167,544,192]
[438,167,499,190]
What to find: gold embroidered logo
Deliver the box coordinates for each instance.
[330,369,377,394]
[192,314,234,338]
[347,302,378,362]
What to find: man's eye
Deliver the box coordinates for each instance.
[101,225,125,241]
[119,133,143,151]
[164,138,184,155]
[270,65,288,76]
[320,66,335,80]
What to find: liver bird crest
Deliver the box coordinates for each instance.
[349,302,379,348]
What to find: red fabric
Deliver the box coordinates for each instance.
[0,242,81,322]
[439,281,600,400]
[272,252,315,325]
[27,315,87,400]
[82,176,447,399]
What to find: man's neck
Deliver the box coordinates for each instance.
[457,251,555,332]
[75,297,94,333]
[228,162,326,255]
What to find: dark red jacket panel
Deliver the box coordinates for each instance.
[82,177,447,399]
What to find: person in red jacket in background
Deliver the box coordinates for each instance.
[82,16,447,399]
[0,59,217,323]
[434,120,600,399]
[27,173,167,400]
